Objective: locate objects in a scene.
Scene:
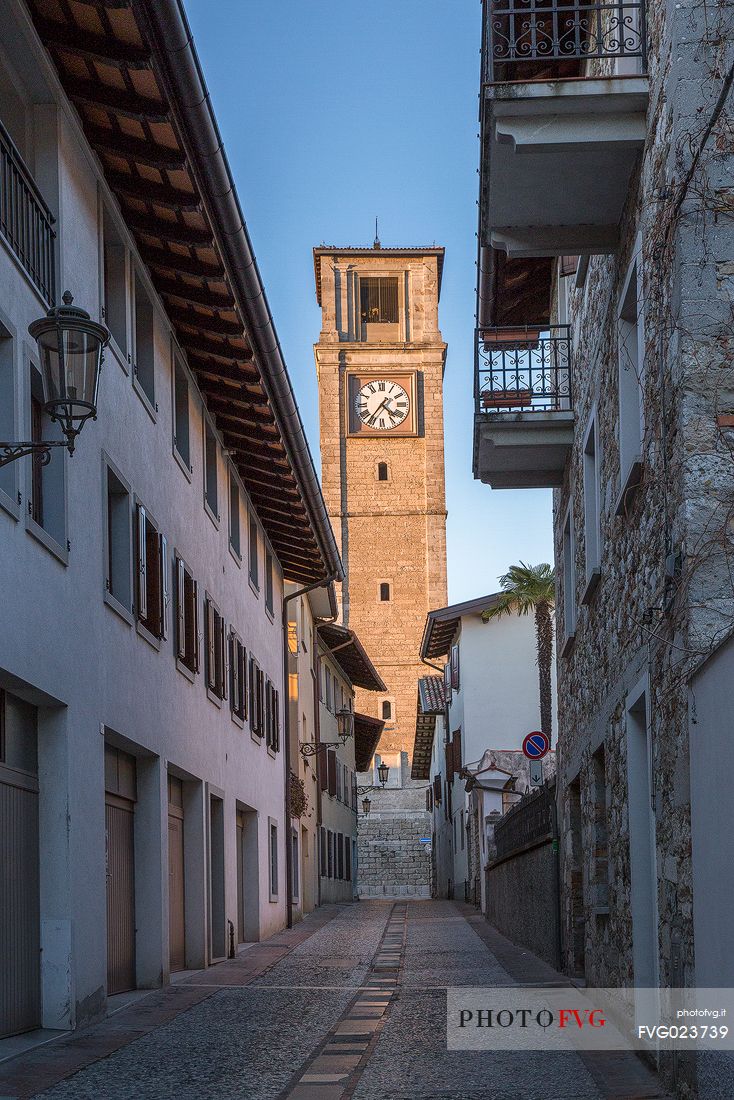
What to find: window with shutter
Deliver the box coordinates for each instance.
[360,277,399,324]
[230,632,246,721]
[453,728,462,773]
[451,644,460,691]
[443,661,452,704]
[433,774,442,804]
[203,596,226,700]
[257,667,265,734]
[327,830,333,878]
[175,558,199,675]
[319,827,327,877]
[136,504,164,638]
[249,656,258,732]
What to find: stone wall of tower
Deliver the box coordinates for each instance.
[314,250,448,758]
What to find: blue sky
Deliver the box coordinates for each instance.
[185,0,553,603]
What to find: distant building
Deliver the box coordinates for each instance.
[313,243,448,898]
[315,624,385,904]
[414,594,555,907]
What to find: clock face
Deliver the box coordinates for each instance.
[355,379,410,430]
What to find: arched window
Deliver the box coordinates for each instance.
[379,582,390,602]
[377,462,389,481]
[382,700,392,720]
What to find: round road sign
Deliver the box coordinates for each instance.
[522,731,550,760]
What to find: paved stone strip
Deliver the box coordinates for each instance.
[0,906,346,1100]
[280,903,408,1100]
[462,906,671,1100]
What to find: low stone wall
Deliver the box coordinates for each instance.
[485,840,560,968]
[357,784,432,899]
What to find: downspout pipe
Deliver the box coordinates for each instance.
[282,575,340,928]
[132,0,342,583]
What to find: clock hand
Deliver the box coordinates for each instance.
[368,397,389,425]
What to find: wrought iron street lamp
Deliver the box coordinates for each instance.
[0,292,109,467]
[335,707,354,744]
[361,795,372,815]
[356,764,389,797]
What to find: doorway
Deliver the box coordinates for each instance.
[168,775,185,972]
[626,681,659,989]
[105,745,137,995]
[0,690,40,1037]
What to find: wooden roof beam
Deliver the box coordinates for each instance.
[37,18,152,69]
[108,171,200,212]
[88,127,186,172]
[125,213,214,247]
[153,275,232,310]
[138,243,223,280]
[66,77,169,123]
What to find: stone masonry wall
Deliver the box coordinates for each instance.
[551,1,734,1073]
[356,783,432,899]
[314,249,448,759]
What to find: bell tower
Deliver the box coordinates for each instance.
[313,245,448,759]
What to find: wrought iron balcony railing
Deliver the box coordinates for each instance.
[0,120,56,303]
[482,0,647,82]
[475,325,572,414]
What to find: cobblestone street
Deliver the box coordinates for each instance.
[0,901,668,1100]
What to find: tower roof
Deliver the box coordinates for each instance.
[313,246,445,305]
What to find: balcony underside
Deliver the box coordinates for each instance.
[481,78,648,259]
[474,411,574,489]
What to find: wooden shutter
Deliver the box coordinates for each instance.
[560,255,579,277]
[319,749,329,792]
[443,661,452,704]
[453,728,462,773]
[258,669,265,734]
[433,774,442,803]
[245,642,250,721]
[249,658,257,730]
[160,534,169,639]
[273,690,280,751]
[451,644,460,690]
[137,504,147,621]
[327,750,337,797]
[192,579,200,673]
[205,599,215,689]
[230,634,239,715]
[217,612,226,699]
[176,558,186,658]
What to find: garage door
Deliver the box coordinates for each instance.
[0,690,40,1038]
[105,745,137,995]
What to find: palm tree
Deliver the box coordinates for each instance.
[482,562,556,741]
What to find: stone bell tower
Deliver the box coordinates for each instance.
[313,244,448,761]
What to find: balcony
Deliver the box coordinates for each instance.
[480,0,648,259]
[0,120,56,303]
[473,325,574,488]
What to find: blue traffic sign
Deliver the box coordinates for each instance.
[522,731,550,760]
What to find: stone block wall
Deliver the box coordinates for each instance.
[486,841,561,969]
[356,782,432,899]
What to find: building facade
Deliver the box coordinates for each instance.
[315,624,385,904]
[414,596,555,907]
[474,0,734,1089]
[285,583,336,921]
[0,0,341,1041]
[313,244,448,757]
